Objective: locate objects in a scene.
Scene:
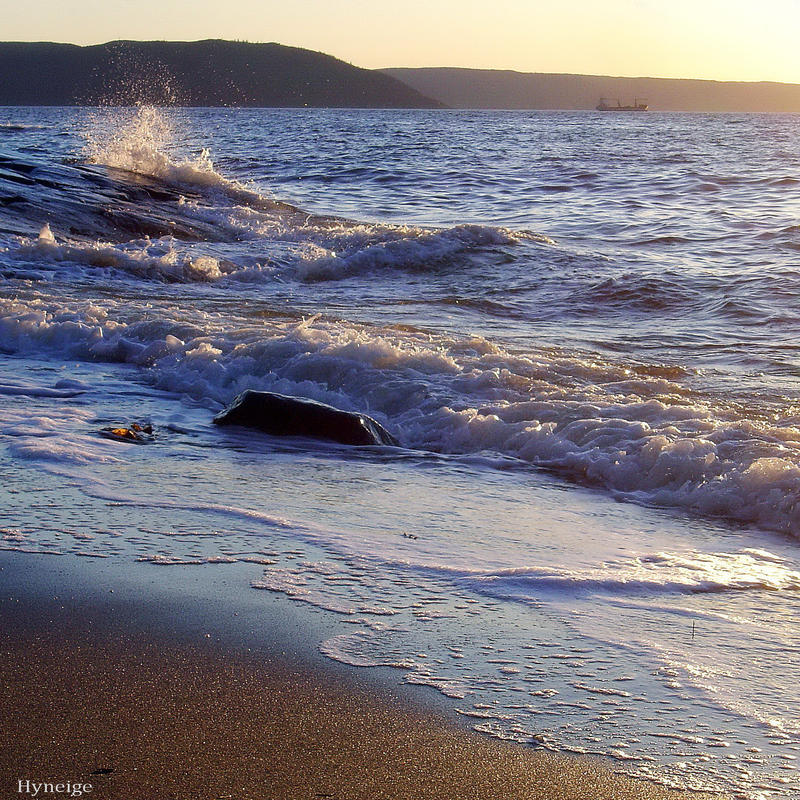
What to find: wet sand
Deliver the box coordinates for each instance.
[0,553,725,800]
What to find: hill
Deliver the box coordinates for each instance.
[0,40,442,108]
[383,67,800,112]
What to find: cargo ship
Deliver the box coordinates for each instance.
[596,98,649,111]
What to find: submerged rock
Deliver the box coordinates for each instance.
[213,390,399,447]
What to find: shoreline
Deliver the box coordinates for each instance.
[0,551,725,799]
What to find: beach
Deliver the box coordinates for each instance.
[0,551,723,800]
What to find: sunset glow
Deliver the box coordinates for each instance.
[5,0,800,82]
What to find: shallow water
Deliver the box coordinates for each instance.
[2,106,800,798]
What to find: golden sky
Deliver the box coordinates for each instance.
[7,0,800,83]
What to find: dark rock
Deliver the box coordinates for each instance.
[213,390,399,447]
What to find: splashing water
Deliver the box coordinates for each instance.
[84,106,223,187]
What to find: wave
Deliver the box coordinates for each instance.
[570,274,704,312]
[4,221,526,285]
[0,123,55,133]
[1,107,533,283]
[459,549,800,600]
[10,225,231,283]
[292,224,521,281]
[632,235,692,246]
[5,292,800,538]
[85,106,243,194]
[0,378,88,398]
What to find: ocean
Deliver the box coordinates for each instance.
[2,106,800,798]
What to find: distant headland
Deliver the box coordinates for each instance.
[0,40,443,108]
[4,40,800,111]
[383,67,800,112]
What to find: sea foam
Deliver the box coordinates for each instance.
[4,291,800,538]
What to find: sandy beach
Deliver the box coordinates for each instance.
[0,552,725,800]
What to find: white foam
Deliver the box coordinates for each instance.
[5,291,800,538]
[461,550,800,601]
[0,403,121,466]
[252,567,358,614]
[292,224,521,281]
[15,234,228,283]
[319,631,395,667]
[319,630,468,698]
[9,214,528,285]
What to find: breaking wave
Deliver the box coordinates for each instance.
[4,288,800,539]
[85,105,245,193]
[1,107,533,284]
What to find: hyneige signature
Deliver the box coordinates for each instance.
[17,781,93,797]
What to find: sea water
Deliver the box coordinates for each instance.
[2,106,800,798]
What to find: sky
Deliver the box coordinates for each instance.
[5,0,800,83]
